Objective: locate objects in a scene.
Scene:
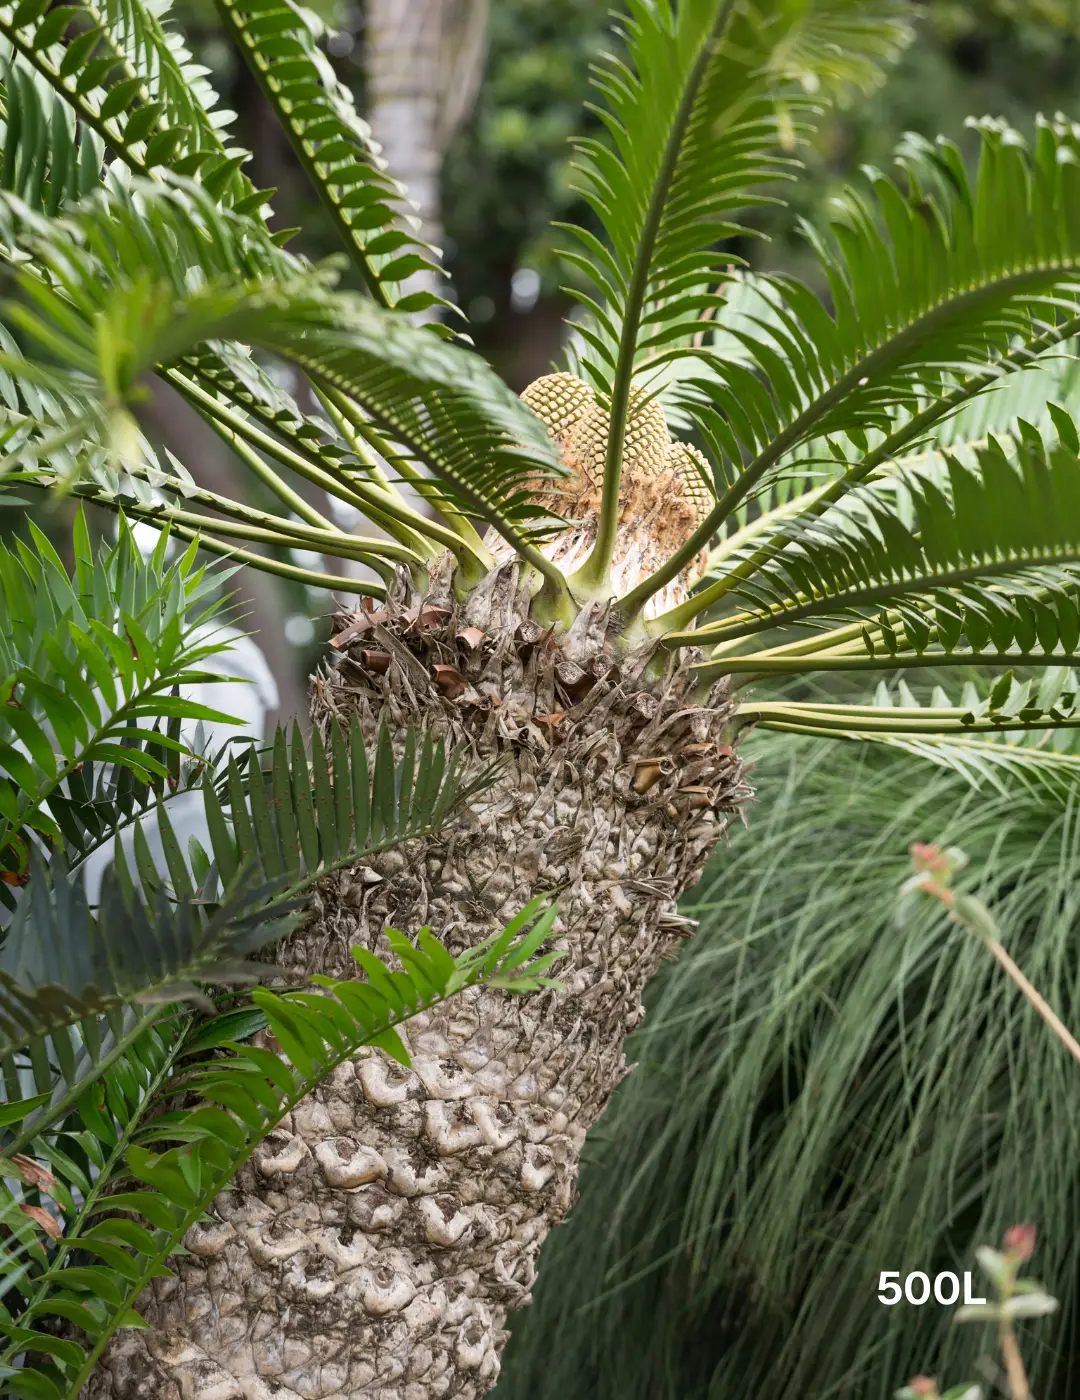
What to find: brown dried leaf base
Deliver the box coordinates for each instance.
[89,561,749,1400]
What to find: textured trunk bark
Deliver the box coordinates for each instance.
[89,378,750,1400]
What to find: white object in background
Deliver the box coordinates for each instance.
[78,627,279,903]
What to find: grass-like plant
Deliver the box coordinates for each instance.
[497,734,1080,1400]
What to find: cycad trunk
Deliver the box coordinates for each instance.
[92,384,749,1400]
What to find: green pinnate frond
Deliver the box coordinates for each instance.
[565,0,910,396]
[0,709,474,1057]
[1,328,436,589]
[0,60,102,215]
[86,0,261,209]
[2,180,564,551]
[0,702,485,1073]
[0,0,270,220]
[188,715,480,914]
[0,844,297,1055]
[2,663,484,1051]
[653,323,1080,642]
[0,514,238,886]
[564,0,910,587]
[0,180,290,445]
[686,426,1080,653]
[216,0,448,313]
[658,271,1080,534]
[629,117,1080,618]
[0,714,490,1376]
[0,1011,178,1344]
[931,349,1080,454]
[747,670,1080,736]
[739,673,1080,796]
[0,903,560,1395]
[0,172,288,318]
[236,297,567,539]
[695,118,1080,519]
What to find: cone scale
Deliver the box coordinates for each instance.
[91,380,749,1399]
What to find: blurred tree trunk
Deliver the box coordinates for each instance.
[366,0,490,310]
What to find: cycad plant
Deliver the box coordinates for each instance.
[8,0,1080,1394]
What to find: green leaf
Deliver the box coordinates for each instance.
[1,1367,65,1400]
[36,1264,124,1305]
[183,1008,268,1055]
[215,0,445,311]
[690,429,1080,656]
[0,1094,50,1127]
[87,1192,182,1232]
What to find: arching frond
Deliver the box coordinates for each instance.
[235,298,567,541]
[562,0,910,587]
[681,430,1080,651]
[0,846,295,1054]
[0,901,561,1396]
[2,181,566,559]
[0,514,237,889]
[87,0,265,213]
[216,0,447,314]
[661,272,1080,539]
[738,675,1080,794]
[933,347,1080,451]
[0,0,269,219]
[733,119,1080,499]
[0,714,478,1054]
[740,669,1080,738]
[0,59,102,216]
[564,0,909,397]
[167,343,451,555]
[627,116,1080,617]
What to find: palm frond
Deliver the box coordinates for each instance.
[0,507,490,1081]
[1,181,567,562]
[216,0,448,314]
[0,845,296,1055]
[0,514,238,888]
[565,0,908,395]
[0,0,269,219]
[740,669,1080,745]
[233,296,568,545]
[933,346,1080,451]
[626,117,1080,617]
[681,428,1080,654]
[662,272,1080,541]
[2,709,480,1051]
[166,344,456,559]
[852,723,1080,800]
[0,58,102,216]
[732,118,1080,503]
[563,0,910,587]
